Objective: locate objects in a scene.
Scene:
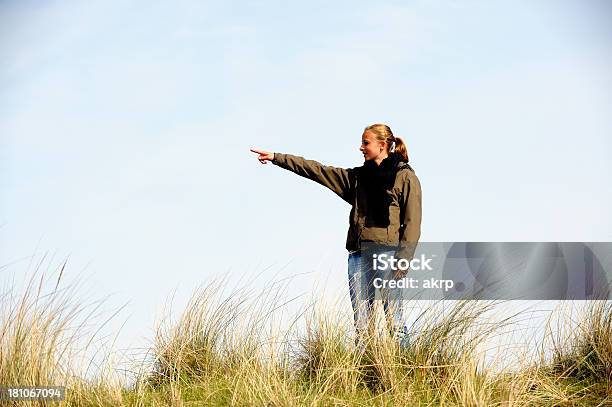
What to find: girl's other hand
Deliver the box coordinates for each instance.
[394,269,408,280]
[250,148,275,164]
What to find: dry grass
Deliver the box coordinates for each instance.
[0,261,127,406]
[1,261,610,406]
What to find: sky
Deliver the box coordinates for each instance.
[1,0,611,367]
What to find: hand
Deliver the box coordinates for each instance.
[394,269,408,280]
[250,148,275,164]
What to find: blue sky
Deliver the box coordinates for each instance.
[1,0,611,358]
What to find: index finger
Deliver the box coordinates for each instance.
[249,148,265,154]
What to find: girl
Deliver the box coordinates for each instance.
[250,124,422,344]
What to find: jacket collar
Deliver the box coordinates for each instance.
[363,152,405,171]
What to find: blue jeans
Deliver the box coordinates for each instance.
[348,248,408,343]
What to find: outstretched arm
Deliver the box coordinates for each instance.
[249,148,354,203]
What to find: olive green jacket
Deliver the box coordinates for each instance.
[272,153,422,262]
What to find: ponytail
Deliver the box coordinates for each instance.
[394,136,409,162]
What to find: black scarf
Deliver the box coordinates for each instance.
[360,152,404,227]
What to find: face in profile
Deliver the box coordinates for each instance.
[360,131,386,161]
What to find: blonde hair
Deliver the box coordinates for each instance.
[363,123,409,162]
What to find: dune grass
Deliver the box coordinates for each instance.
[0,264,610,406]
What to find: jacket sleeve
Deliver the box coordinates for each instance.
[272,153,354,203]
[396,172,422,262]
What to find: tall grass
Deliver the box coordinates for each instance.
[0,260,127,406]
[1,259,610,406]
[144,284,611,406]
[541,300,612,402]
[0,265,76,388]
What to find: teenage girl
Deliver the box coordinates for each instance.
[250,123,422,342]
